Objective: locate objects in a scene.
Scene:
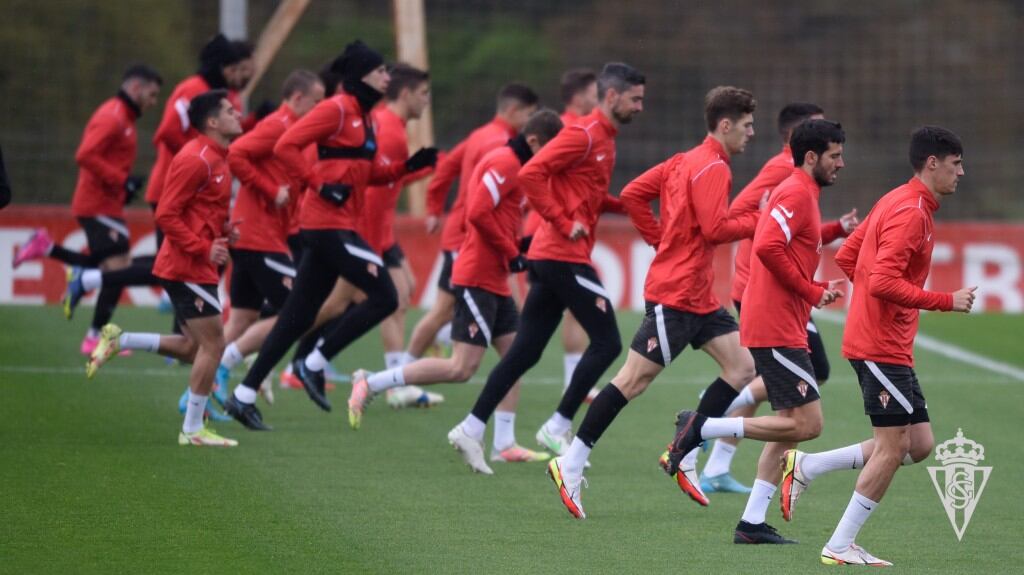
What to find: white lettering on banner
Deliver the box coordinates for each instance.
[416,252,446,309]
[964,244,1023,312]
[589,242,624,308]
[126,233,160,306]
[630,240,656,310]
[0,230,45,304]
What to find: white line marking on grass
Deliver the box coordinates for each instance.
[814,310,1024,382]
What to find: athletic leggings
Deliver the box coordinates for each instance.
[239,229,398,392]
[470,259,622,423]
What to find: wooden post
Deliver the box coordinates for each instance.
[393,0,434,216]
[240,0,312,104]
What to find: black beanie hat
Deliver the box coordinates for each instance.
[331,40,385,83]
[200,33,246,69]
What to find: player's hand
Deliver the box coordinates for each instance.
[840,208,859,234]
[758,189,771,211]
[508,254,528,273]
[816,283,844,308]
[569,221,589,241]
[275,185,290,208]
[425,215,441,234]
[210,238,230,265]
[951,286,977,313]
[225,220,242,244]
[123,174,145,205]
[406,147,439,172]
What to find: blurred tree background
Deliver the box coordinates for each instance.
[1,0,1021,219]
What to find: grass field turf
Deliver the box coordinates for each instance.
[1,305,1021,573]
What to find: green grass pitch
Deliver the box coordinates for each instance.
[1,305,1020,573]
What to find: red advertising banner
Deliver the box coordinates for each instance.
[2,205,1022,312]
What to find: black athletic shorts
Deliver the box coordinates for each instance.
[736,299,831,383]
[850,359,929,427]
[630,304,738,366]
[229,249,295,313]
[382,243,405,269]
[161,280,222,320]
[451,285,519,347]
[436,250,456,294]
[78,216,130,258]
[519,235,533,255]
[750,347,821,410]
[287,233,304,266]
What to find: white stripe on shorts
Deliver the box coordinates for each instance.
[806,321,818,334]
[574,274,610,300]
[865,360,914,414]
[344,243,384,267]
[94,215,130,238]
[654,304,672,366]
[462,290,492,345]
[184,282,223,313]
[771,348,819,395]
[263,257,296,278]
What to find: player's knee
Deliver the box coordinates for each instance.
[909,436,933,463]
[375,288,400,318]
[590,331,622,360]
[797,412,823,441]
[724,361,756,387]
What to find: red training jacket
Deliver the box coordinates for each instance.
[427,116,516,252]
[153,134,232,284]
[522,108,622,265]
[146,75,210,204]
[227,104,301,254]
[621,136,759,313]
[71,94,139,218]
[452,145,525,296]
[740,168,833,349]
[273,93,407,232]
[838,177,953,366]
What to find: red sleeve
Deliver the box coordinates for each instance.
[868,209,954,311]
[154,94,193,153]
[273,101,343,191]
[600,194,625,215]
[227,119,284,202]
[620,160,666,246]
[754,191,825,305]
[155,155,212,257]
[466,162,520,260]
[820,220,846,245]
[368,156,408,185]
[75,113,125,189]
[834,217,866,280]
[425,140,467,216]
[692,162,759,244]
[518,127,592,238]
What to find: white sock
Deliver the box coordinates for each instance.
[304,349,328,372]
[221,342,244,369]
[182,391,208,434]
[725,386,756,413]
[233,384,258,404]
[562,437,591,478]
[544,412,573,436]
[802,444,865,481]
[119,332,160,352]
[86,327,99,339]
[81,269,103,291]
[400,351,418,366]
[701,417,745,439]
[436,322,452,346]
[367,367,405,393]
[493,411,516,451]
[740,479,777,524]
[827,491,878,551]
[460,414,486,441]
[384,351,403,369]
[702,441,737,477]
[562,352,583,391]
[681,447,699,470]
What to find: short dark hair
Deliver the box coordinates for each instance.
[123,64,163,86]
[281,69,321,99]
[909,126,963,172]
[521,108,564,146]
[229,40,254,61]
[791,120,845,167]
[704,86,756,132]
[597,62,645,99]
[385,63,429,101]
[188,89,229,132]
[319,62,341,97]
[777,102,823,139]
[560,68,597,105]
[497,83,539,111]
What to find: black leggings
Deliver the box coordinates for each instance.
[86,255,160,330]
[239,229,398,391]
[470,259,622,423]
